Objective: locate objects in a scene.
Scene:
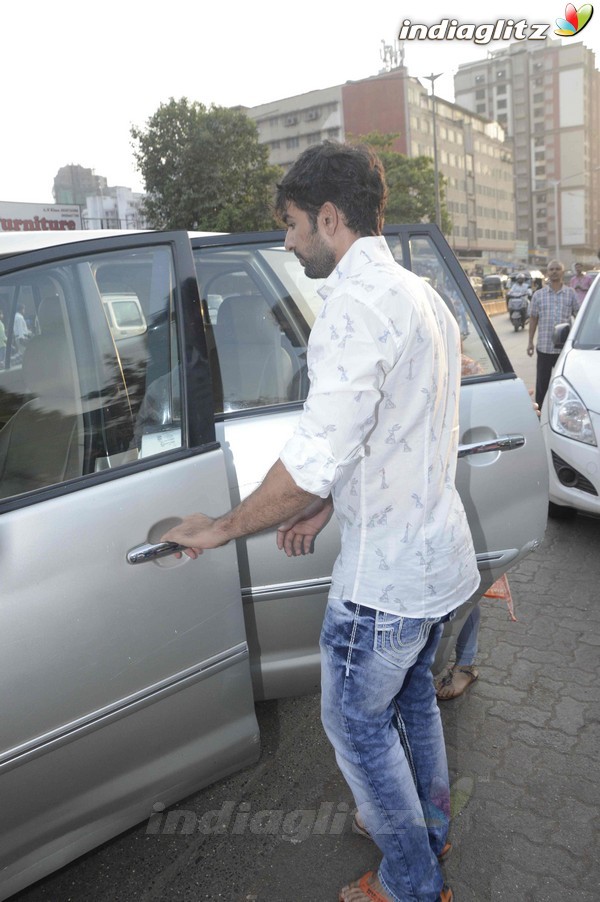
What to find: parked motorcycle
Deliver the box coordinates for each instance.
[506,276,531,331]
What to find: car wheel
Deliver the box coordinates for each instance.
[548,501,578,520]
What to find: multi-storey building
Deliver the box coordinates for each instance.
[246,65,516,265]
[53,165,108,207]
[53,164,147,229]
[455,39,600,266]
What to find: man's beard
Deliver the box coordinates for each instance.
[298,231,336,279]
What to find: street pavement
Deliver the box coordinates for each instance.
[11,313,600,902]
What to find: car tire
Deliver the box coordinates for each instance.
[548,501,578,520]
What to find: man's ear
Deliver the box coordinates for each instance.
[318,202,340,236]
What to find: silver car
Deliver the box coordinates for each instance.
[0,225,547,899]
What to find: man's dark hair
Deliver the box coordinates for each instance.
[275,141,388,236]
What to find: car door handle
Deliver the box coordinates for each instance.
[458,433,525,458]
[126,541,187,564]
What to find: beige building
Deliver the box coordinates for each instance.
[455,39,600,266]
[246,67,516,265]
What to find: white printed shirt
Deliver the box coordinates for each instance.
[280,237,480,618]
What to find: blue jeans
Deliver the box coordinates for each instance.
[454,604,480,666]
[321,597,449,902]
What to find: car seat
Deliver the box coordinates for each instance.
[0,332,84,498]
[214,295,294,409]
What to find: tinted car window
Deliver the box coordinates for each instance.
[0,246,182,500]
[193,234,497,418]
[407,234,498,377]
[194,244,310,414]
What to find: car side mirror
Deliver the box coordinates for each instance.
[552,322,571,349]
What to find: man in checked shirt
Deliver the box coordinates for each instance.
[527,260,578,407]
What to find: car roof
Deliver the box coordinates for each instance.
[0,229,221,256]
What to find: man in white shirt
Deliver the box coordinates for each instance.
[13,304,30,356]
[163,142,478,902]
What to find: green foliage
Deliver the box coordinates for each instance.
[352,133,452,234]
[131,98,282,231]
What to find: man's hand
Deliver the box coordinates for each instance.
[162,514,227,560]
[527,343,534,357]
[276,497,334,557]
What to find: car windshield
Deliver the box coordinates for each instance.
[573,277,600,349]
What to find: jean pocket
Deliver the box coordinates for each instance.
[373,611,432,667]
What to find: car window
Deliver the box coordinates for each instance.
[192,234,498,418]
[573,278,600,349]
[0,245,182,501]
[407,234,498,377]
[193,244,311,414]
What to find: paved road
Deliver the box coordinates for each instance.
[12,312,600,902]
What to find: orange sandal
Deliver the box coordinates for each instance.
[338,870,393,901]
[339,870,453,901]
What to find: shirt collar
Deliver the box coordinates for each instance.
[317,236,393,300]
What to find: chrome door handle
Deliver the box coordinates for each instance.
[458,434,525,458]
[127,541,186,564]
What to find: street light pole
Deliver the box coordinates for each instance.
[424,72,443,230]
[551,179,560,261]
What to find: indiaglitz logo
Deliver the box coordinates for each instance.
[397,18,550,45]
[554,3,594,35]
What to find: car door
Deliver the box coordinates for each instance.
[191,225,548,687]
[0,232,259,900]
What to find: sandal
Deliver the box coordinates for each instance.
[352,814,452,862]
[339,869,453,902]
[436,665,479,701]
[339,870,393,901]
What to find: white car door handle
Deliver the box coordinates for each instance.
[127,541,186,564]
[458,434,525,458]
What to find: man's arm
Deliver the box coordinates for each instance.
[276,495,334,557]
[527,313,538,356]
[161,458,320,558]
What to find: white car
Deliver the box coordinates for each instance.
[541,272,600,518]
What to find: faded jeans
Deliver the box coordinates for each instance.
[320,597,450,901]
[454,604,481,667]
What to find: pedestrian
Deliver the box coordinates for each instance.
[162,141,480,902]
[527,260,577,407]
[569,262,594,311]
[13,304,30,357]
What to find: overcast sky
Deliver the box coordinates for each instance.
[4,1,599,204]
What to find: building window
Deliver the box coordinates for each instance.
[497,99,507,109]
[476,104,486,115]
[286,137,300,148]
[475,89,485,100]
[496,84,507,95]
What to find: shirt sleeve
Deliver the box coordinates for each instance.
[280,292,406,497]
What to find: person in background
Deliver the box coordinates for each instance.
[162,141,479,902]
[569,262,594,312]
[13,304,30,358]
[0,310,6,368]
[527,260,577,408]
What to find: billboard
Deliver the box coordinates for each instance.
[0,200,82,232]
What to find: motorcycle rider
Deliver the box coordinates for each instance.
[507,272,531,328]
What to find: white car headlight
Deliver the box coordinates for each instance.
[548,376,597,446]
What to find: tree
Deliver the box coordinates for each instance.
[351,133,452,234]
[131,98,282,231]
